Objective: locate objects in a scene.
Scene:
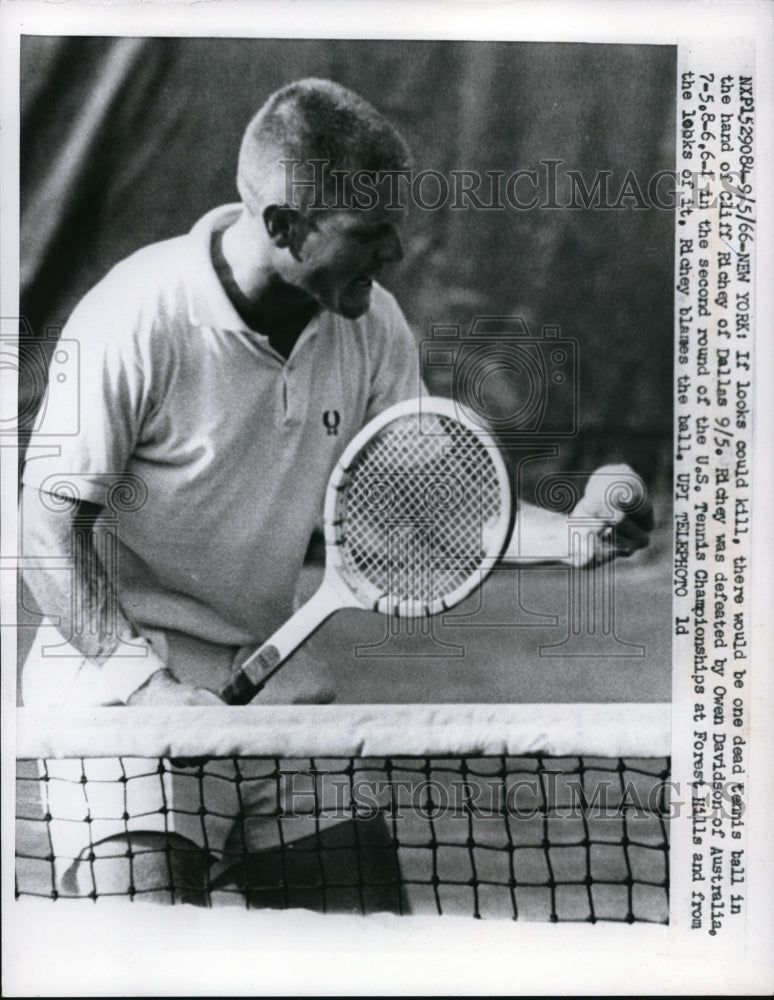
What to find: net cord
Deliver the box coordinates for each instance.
[17,703,670,760]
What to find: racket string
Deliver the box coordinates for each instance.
[337,414,503,606]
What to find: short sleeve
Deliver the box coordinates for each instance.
[364,288,426,423]
[21,262,155,507]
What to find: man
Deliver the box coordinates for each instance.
[20,79,652,902]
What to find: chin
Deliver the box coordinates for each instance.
[338,301,371,320]
[331,290,372,319]
[315,280,373,319]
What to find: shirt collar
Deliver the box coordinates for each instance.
[186,204,260,334]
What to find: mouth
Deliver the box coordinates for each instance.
[352,275,373,288]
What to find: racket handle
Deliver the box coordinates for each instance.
[219,585,345,704]
[220,667,268,705]
[220,643,282,705]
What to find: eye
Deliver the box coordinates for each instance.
[351,226,386,245]
[350,220,396,241]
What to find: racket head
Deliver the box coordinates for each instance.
[323,396,512,617]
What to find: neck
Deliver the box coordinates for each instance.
[215,210,318,354]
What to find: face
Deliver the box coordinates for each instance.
[279,207,406,319]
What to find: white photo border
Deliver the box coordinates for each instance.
[1,1,772,995]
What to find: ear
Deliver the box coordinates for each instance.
[263,205,309,253]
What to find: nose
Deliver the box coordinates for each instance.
[375,228,404,265]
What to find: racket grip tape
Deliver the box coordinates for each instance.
[220,644,283,705]
[220,669,262,705]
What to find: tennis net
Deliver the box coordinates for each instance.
[16,703,670,922]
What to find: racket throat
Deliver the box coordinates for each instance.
[223,585,345,703]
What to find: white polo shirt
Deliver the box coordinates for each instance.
[23,205,422,651]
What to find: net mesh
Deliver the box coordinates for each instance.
[16,707,670,922]
[337,413,505,605]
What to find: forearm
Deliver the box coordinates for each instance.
[21,485,148,663]
[501,500,576,564]
[21,485,224,705]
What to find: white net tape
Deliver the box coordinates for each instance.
[17,703,670,759]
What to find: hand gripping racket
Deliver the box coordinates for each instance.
[220,396,513,704]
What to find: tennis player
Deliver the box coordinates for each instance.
[20,78,653,903]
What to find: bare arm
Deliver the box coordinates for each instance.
[21,484,222,705]
[21,484,139,662]
[502,464,654,566]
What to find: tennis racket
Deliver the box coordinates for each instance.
[220,396,513,704]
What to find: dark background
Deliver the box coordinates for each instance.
[19,37,675,500]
